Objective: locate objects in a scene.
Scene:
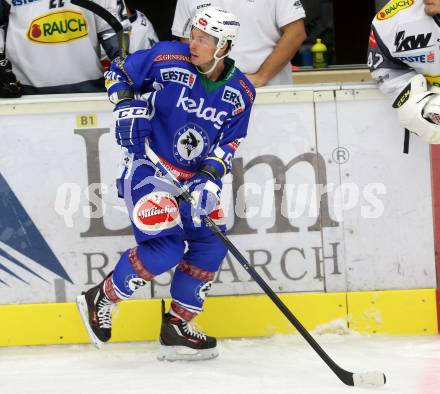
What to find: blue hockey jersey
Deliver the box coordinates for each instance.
[105,41,256,181]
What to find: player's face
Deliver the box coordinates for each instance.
[189,28,218,66]
[424,0,440,16]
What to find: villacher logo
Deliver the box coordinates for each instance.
[0,173,72,286]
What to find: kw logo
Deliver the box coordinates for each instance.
[394,31,432,52]
[0,173,72,286]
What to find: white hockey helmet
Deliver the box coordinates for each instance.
[191,7,240,50]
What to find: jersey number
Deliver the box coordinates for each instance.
[367,52,384,70]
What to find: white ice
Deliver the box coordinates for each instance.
[1,331,440,394]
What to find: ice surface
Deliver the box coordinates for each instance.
[1,333,440,394]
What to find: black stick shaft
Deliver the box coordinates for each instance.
[203,217,354,385]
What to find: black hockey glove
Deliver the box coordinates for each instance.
[0,54,22,98]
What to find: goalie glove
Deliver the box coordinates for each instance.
[393,74,440,144]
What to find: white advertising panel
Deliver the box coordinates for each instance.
[335,89,436,290]
[0,86,435,304]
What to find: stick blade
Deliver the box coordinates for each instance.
[352,371,386,388]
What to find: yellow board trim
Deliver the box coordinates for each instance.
[0,289,436,346]
[347,289,437,335]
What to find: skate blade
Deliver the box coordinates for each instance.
[76,295,104,350]
[157,345,219,361]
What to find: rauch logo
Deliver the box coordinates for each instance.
[27,10,88,44]
[377,0,414,21]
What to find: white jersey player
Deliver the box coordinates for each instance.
[0,0,123,95]
[368,0,440,144]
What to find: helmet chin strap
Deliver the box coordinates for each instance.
[196,47,230,76]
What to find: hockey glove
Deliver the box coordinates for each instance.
[393,74,440,144]
[113,99,152,154]
[0,54,22,98]
[182,174,222,223]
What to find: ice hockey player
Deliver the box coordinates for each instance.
[0,0,123,95]
[368,0,440,144]
[76,6,255,361]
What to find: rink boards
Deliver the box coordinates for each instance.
[0,84,439,345]
[0,290,436,346]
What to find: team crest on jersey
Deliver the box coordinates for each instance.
[27,11,88,43]
[376,0,414,21]
[173,123,209,166]
[195,281,212,303]
[160,67,196,88]
[126,275,148,292]
[222,86,245,115]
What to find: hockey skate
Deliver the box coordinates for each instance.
[76,276,115,349]
[157,300,219,361]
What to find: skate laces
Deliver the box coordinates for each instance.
[96,296,113,329]
[182,320,207,340]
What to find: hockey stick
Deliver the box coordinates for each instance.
[145,143,386,388]
[71,0,127,57]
